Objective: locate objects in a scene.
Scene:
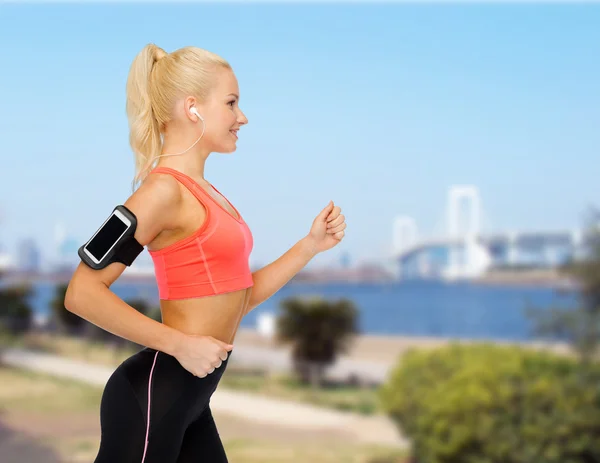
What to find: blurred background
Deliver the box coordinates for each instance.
[1,2,599,462]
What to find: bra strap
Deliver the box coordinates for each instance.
[149,167,205,201]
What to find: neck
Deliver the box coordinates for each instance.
[155,156,208,181]
[159,132,210,181]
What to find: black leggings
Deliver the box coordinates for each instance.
[94,346,231,463]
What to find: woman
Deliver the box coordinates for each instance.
[65,43,346,463]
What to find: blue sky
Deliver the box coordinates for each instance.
[0,3,599,269]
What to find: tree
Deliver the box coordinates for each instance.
[528,208,600,363]
[276,295,359,387]
[0,282,34,335]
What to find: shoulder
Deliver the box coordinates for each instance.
[136,171,181,204]
[67,171,182,289]
[123,171,182,246]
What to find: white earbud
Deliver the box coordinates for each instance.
[190,107,204,121]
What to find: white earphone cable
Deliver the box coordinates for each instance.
[155,113,206,159]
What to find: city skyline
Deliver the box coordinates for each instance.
[0,182,585,275]
[1,4,599,268]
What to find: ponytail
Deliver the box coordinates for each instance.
[126,43,167,190]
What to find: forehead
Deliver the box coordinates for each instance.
[212,67,239,96]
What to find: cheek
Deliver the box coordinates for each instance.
[219,109,236,127]
[207,113,227,134]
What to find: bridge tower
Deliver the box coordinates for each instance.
[446,185,491,279]
[393,216,418,278]
[447,185,481,238]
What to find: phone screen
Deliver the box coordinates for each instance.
[86,213,129,261]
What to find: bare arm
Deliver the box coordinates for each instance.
[64,174,186,356]
[245,236,317,315]
[244,201,346,315]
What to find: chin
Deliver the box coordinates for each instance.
[218,142,237,154]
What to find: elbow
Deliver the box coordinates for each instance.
[64,280,78,313]
[246,297,259,315]
[64,277,88,314]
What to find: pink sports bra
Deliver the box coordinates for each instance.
[147,167,254,300]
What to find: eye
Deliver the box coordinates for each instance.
[228,100,236,107]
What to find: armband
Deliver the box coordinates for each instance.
[78,205,144,270]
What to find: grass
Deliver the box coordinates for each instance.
[221,366,381,415]
[0,365,408,463]
[0,329,139,367]
[2,330,384,416]
[0,364,103,413]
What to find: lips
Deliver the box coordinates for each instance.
[230,129,238,139]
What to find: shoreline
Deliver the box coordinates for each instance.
[233,328,573,366]
[472,268,575,289]
[4,269,573,290]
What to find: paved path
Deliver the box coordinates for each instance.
[0,347,409,449]
[0,420,62,463]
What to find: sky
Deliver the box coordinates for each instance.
[0,3,599,270]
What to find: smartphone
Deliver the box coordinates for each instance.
[83,208,133,265]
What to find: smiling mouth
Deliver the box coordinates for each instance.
[230,130,238,139]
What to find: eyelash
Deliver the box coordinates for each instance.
[228,100,236,107]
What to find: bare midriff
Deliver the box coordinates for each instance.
[159,288,252,345]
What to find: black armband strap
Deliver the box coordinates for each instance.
[113,236,144,266]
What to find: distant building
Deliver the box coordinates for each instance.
[339,252,352,269]
[17,238,42,273]
[292,261,395,283]
[54,235,81,271]
[0,252,12,271]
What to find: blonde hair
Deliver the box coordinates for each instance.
[125,43,231,189]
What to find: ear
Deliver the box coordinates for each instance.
[183,96,199,121]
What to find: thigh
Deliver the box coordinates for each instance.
[176,406,228,463]
[94,369,147,463]
[94,349,192,463]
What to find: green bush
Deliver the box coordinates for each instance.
[378,343,600,463]
[0,284,33,334]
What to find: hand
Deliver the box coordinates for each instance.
[306,201,346,254]
[172,334,233,378]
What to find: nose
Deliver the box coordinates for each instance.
[237,109,248,126]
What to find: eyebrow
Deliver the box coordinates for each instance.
[227,93,239,100]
